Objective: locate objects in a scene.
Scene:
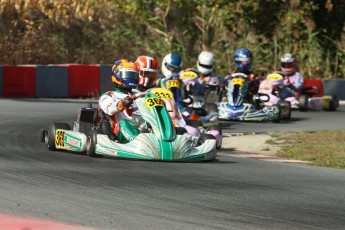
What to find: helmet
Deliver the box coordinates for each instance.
[111,59,139,91]
[280,53,295,75]
[161,53,183,79]
[233,48,253,73]
[197,51,215,75]
[135,55,159,91]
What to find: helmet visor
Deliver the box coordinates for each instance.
[165,63,181,73]
[234,60,250,65]
[281,62,294,68]
[140,71,158,79]
[120,69,139,80]
[198,63,213,69]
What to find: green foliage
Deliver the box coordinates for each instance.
[1,0,345,78]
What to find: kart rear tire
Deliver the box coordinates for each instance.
[326,94,339,111]
[86,129,103,158]
[205,103,218,114]
[46,123,71,151]
[299,95,309,112]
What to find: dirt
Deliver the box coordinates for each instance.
[221,133,280,155]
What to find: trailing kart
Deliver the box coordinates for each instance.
[41,92,217,161]
[178,70,223,149]
[217,73,290,122]
[259,72,339,112]
[149,87,222,150]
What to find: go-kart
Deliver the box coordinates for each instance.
[148,87,222,150]
[41,91,217,161]
[178,70,223,149]
[217,73,290,122]
[260,72,339,112]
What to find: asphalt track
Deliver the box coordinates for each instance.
[0,98,345,230]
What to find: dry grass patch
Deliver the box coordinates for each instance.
[270,130,345,169]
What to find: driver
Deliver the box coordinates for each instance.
[279,53,304,97]
[223,48,262,103]
[98,59,140,143]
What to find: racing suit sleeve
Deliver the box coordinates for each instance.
[292,72,304,91]
[99,92,123,116]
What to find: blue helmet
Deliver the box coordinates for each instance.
[161,53,183,79]
[111,59,139,91]
[233,48,253,73]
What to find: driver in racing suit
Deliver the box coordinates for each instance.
[279,53,304,97]
[98,59,140,143]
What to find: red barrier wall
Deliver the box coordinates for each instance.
[2,65,36,98]
[304,78,324,97]
[67,64,100,97]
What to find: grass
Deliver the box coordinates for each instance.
[269,130,345,169]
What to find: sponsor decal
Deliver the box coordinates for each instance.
[66,136,81,147]
[121,127,134,141]
[98,146,117,156]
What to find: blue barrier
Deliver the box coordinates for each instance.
[323,79,345,100]
[99,64,113,94]
[36,65,68,97]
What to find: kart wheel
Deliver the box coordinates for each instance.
[299,95,309,112]
[175,127,188,135]
[198,133,216,146]
[272,105,281,123]
[326,94,339,111]
[278,100,291,120]
[206,126,222,150]
[205,103,218,114]
[207,125,222,135]
[45,123,71,151]
[86,129,102,157]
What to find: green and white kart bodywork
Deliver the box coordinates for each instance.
[42,92,217,161]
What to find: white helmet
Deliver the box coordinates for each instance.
[280,53,295,75]
[197,51,215,75]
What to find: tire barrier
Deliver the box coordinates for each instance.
[303,78,324,97]
[323,79,345,100]
[0,64,344,99]
[2,65,36,98]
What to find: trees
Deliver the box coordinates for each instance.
[0,0,344,78]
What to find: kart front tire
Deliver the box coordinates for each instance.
[278,100,291,120]
[46,123,71,151]
[272,105,281,123]
[86,129,102,158]
[299,95,309,112]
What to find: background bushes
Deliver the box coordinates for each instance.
[1,0,345,78]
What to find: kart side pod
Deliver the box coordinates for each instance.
[41,123,88,152]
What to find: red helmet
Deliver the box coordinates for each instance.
[135,56,159,91]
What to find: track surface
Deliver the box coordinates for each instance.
[0,98,345,230]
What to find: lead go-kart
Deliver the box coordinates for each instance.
[259,72,339,112]
[217,73,291,122]
[41,91,217,161]
[147,87,222,150]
